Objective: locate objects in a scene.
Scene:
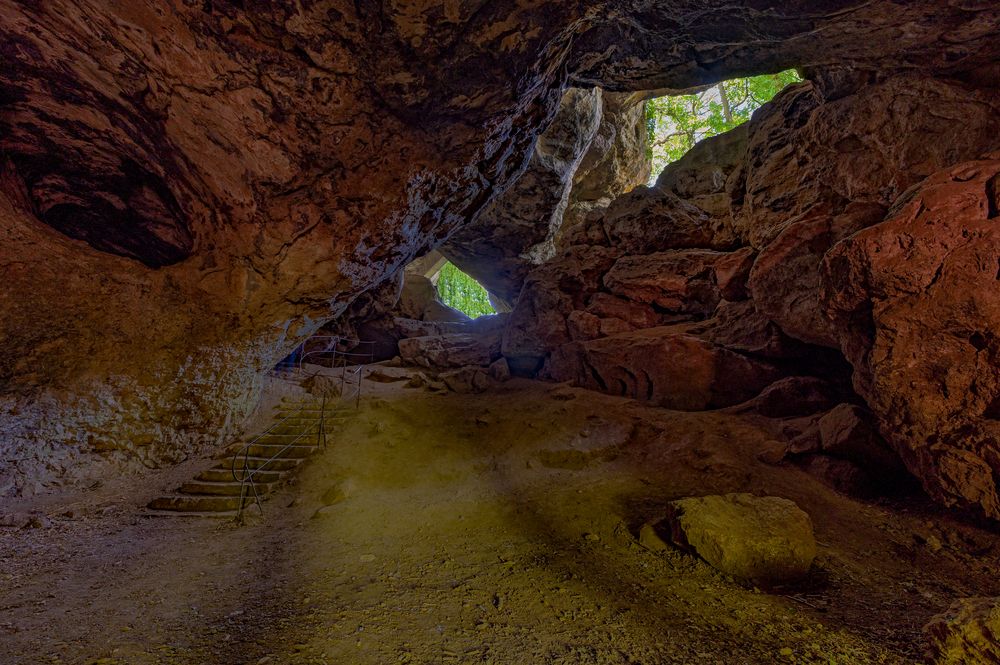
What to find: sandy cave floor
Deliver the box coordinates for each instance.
[3,373,1000,664]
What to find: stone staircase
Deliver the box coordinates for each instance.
[146,398,341,518]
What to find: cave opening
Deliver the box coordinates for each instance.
[433,260,497,319]
[645,70,801,181]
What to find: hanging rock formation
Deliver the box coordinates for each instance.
[1,1,1000,498]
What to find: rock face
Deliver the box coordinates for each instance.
[501,70,1000,519]
[1,1,1000,498]
[659,493,817,587]
[744,78,1000,349]
[442,88,652,308]
[546,326,783,411]
[440,88,605,307]
[924,597,1000,665]
[823,158,1000,518]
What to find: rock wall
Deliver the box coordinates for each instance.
[1,1,999,494]
[502,72,1000,518]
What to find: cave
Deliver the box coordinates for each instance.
[2,2,1000,663]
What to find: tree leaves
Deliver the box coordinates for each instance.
[646,70,801,181]
[436,262,496,318]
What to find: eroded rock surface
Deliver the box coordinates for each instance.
[1,1,1000,500]
[823,158,1000,518]
[924,597,1000,665]
[441,88,604,307]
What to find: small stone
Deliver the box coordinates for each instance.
[638,523,669,552]
[488,357,511,382]
[320,479,354,506]
[23,515,51,529]
[756,440,788,465]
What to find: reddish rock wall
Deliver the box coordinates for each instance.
[503,73,1000,518]
[1,1,999,495]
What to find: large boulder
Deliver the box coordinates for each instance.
[398,331,501,369]
[573,124,749,253]
[658,493,817,587]
[822,157,1000,519]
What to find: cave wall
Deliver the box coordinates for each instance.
[502,72,1000,518]
[440,87,650,308]
[1,1,999,495]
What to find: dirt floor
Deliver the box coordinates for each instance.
[3,371,1000,664]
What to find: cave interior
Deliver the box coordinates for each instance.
[2,1,1000,663]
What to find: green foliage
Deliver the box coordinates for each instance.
[436,262,496,319]
[645,70,801,180]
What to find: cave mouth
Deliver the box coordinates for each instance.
[434,260,497,319]
[645,69,801,182]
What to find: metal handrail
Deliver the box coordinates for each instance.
[233,337,375,520]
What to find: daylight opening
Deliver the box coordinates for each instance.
[645,70,801,182]
[435,261,496,318]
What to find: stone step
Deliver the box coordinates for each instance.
[148,495,252,512]
[225,456,303,472]
[252,434,326,446]
[242,443,316,458]
[145,509,239,519]
[195,468,284,484]
[179,480,276,497]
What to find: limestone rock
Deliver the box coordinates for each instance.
[559,92,650,239]
[924,597,1000,665]
[662,493,817,587]
[686,300,813,360]
[442,88,603,306]
[580,123,749,253]
[734,77,1000,250]
[732,376,840,420]
[502,245,620,365]
[713,247,756,302]
[822,158,1000,519]
[818,404,903,477]
[488,358,511,382]
[440,367,491,394]
[603,250,727,318]
[398,333,500,370]
[748,202,888,348]
[545,327,783,411]
[600,191,736,255]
